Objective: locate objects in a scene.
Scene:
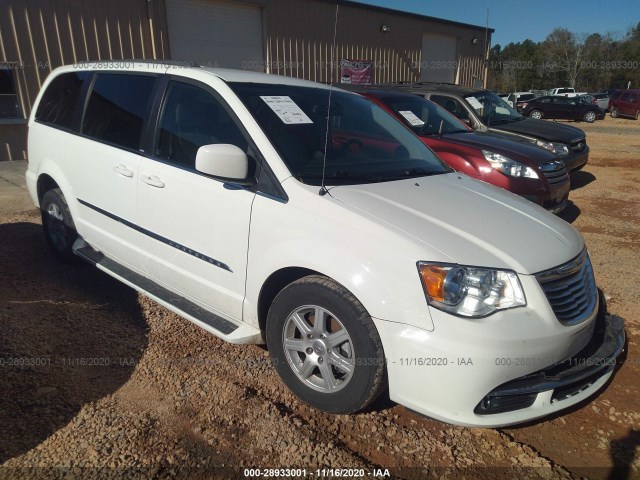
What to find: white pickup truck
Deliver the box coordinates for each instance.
[549,87,588,97]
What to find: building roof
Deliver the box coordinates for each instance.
[323,0,495,33]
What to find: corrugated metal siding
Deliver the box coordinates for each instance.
[259,0,488,86]
[0,0,168,161]
[0,0,489,161]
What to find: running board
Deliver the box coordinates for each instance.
[72,240,263,344]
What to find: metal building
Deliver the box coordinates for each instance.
[0,0,492,161]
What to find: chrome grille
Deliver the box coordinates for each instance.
[571,137,586,152]
[540,161,568,185]
[536,250,597,325]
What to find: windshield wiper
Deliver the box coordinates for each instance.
[298,171,379,183]
[373,168,445,181]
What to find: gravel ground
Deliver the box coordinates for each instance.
[0,116,639,480]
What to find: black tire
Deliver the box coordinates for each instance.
[529,110,543,119]
[610,107,619,118]
[266,275,386,414]
[41,188,78,262]
[583,111,597,123]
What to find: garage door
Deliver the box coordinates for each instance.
[166,0,264,71]
[421,33,458,83]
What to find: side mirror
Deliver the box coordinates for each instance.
[195,144,248,180]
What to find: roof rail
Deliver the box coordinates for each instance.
[127,59,202,67]
[74,58,203,68]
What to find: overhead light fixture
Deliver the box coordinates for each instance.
[381,24,391,33]
[472,37,479,45]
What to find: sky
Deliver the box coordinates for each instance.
[354,0,640,46]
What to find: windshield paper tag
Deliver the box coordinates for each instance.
[466,96,484,111]
[260,96,313,124]
[398,110,425,126]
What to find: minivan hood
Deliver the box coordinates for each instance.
[442,131,557,166]
[329,173,583,274]
[492,117,585,143]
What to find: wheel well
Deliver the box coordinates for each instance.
[37,174,59,204]
[257,267,319,333]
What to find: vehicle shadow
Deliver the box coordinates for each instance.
[558,200,581,224]
[608,429,640,480]
[570,170,596,190]
[0,219,148,463]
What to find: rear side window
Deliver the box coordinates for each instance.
[82,73,156,150]
[35,72,89,129]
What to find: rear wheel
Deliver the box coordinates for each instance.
[266,275,386,414]
[529,110,543,119]
[610,107,619,118]
[41,188,78,262]
[583,111,597,123]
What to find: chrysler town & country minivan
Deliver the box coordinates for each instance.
[26,62,624,427]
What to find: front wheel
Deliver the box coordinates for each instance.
[41,188,78,262]
[610,107,619,118]
[584,111,597,123]
[266,275,386,414]
[529,110,543,119]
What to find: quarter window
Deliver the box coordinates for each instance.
[35,72,89,129]
[82,73,156,150]
[155,81,247,169]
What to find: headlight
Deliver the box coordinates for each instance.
[536,140,569,157]
[417,263,526,317]
[482,151,539,179]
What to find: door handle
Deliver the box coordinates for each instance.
[113,164,134,178]
[141,174,165,188]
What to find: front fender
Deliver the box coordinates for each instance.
[243,192,435,332]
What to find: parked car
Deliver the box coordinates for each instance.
[588,93,611,111]
[358,89,569,213]
[519,95,605,123]
[548,87,587,97]
[609,89,640,119]
[27,62,624,427]
[506,91,537,108]
[372,83,590,172]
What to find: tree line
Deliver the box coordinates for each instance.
[487,23,640,93]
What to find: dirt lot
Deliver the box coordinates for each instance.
[0,116,639,480]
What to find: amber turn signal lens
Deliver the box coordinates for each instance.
[419,264,447,303]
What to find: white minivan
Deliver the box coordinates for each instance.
[26,62,624,427]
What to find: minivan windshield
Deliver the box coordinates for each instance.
[464,91,523,126]
[230,83,451,185]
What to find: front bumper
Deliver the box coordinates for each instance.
[521,180,569,214]
[474,314,624,415]
[374,277,625,427]
[563,145,589,172]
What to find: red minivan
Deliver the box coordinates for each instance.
[610,89,640,119]
[360,89,570,213]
